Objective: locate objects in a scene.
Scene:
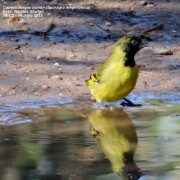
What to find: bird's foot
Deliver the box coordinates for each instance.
[121,98,142,107]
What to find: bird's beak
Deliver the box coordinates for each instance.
[139,35,152,49]
[140,35,152,41]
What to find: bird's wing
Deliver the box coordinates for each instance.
[78,54,113,86]
[92,56,112,82]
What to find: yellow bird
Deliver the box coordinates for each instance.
[80,35,144,103]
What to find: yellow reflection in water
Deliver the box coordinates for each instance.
[86,107,143,180]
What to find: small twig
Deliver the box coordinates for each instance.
[96,24,126,37]
[96,23,164,38]
[141,24,164,35]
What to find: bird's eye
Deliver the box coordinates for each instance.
[131,40,138,45]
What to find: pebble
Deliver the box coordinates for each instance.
[51,75,63,80]
[66,54,75,60]
[105,21,112,26]
[36,55,41,60]
[41,85,50,90]
[15,45,21,50]
[153,48,173,55]
[23,35,31,40]
[11,37,19,42]
[19,18,25,24]
[54,63,60,67]
[47,13,52,16]
[146,4,155,8]
[9,90,16,95]
[89,23,94,26]
[138,1,148,6]
[138,1,155,7]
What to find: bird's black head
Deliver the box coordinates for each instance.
[115,35,145,67]
[117,35,143,55]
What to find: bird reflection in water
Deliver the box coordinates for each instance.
[87,107,144,180]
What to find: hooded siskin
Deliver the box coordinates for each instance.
[80,35,142,102]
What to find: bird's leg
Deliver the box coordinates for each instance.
[121,98,142,107]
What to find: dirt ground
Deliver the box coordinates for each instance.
[0,0,179,105]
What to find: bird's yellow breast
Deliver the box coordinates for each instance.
[89,62,138,102]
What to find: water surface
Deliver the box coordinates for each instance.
[0,101,179,180]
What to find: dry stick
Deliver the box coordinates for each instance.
[96,24,164,37]
[140,24,164,35]
[96,24,126,37]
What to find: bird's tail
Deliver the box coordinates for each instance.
[76,79,93,86]
[76,80,88,86]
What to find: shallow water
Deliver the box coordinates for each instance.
[0,100,179,180]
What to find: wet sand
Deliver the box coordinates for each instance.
[0,0,179,104]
